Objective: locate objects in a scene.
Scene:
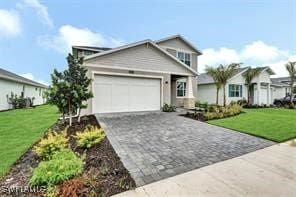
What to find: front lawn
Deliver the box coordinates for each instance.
[0,105,59,177]
[208,108,296,142]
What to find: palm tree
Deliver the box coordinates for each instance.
[285,61,296,103]
[205,66,222,105]
[242,67,261,105]
[217,63,241,107]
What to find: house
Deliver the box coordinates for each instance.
[0,68,47,111]
[270,77,291,99]
[72,35,202,114]
[197,67,278,106]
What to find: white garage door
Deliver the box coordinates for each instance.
[93,75,161,113]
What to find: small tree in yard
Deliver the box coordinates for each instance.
[46,69,68,120]
[243,67,261,106]
[285,61,296,104]
[46,54,93,126]
[65,54,93,123]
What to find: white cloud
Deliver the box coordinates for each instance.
[241,41,288,62]
[199,47,240,68]
[20,72,48,85]
[268,55,296,78]
[20,72,34,80]
[109,37,126,47]
[199,40,294,77]
[38,25,125,53]
[0,9,21,37]
[17,0,53,28]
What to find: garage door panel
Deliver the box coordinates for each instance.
[128,86,157,111]
[130,77,160,86]
[94,84,112,113]
[94,75,161,113]
[112,76,130,85]
[146,86,161,110]
[111,84,129,112]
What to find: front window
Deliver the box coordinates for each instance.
[177,81,186,97]
[177,52,191,66]
[229,84,242,97]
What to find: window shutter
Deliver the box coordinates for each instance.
[240,85,243,97]
[229,84,231,97]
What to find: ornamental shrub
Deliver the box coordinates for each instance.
[34,129,69,159]
[230,103,242,114]
[203,103,242,120]
[30,149,83,186]
[74,126,105,149]
[162,103,176,112]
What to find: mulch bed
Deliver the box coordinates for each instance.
[180,112,206,122]
[0,115,135,197]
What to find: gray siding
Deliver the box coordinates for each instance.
[86,44,193,75]
[166,48,177,57]
[157,38,196,53]
[158,38,198,72]
[191,54,198,71]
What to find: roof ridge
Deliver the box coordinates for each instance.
[155,34,202,55]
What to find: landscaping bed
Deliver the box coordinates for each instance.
[182,103,243,121]
[0,115,135,196]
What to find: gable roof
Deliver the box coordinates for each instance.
[155,34,202,55]
[84,39,198,75]
[0,68,47,88]
[259,66,275,75]
[270,78,290,87]
[197,67,248,85]
[271,76,291,83]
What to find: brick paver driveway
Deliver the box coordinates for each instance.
[97,112,274,186]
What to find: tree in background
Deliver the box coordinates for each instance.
[205,66,222,105]
[242,67,261,106]
[285,61,296,103]
[292,85,296,94]
[46,54,93,125]
[217,63,241,107]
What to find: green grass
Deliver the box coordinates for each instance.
[0,105,59,177]
[208,108,296,142]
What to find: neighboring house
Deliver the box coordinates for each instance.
[197,67,277,106]
[270,78,291,99]
[72,35,202,114]
[0,68,47,111]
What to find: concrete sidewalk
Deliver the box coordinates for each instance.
[115,141,296,197]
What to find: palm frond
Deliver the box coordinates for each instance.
[285,61,296,84]
[205,66,221,88]
[243,67,261,86]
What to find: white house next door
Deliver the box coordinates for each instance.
[93,75,161,113]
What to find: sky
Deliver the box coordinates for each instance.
[0,0,295,85]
